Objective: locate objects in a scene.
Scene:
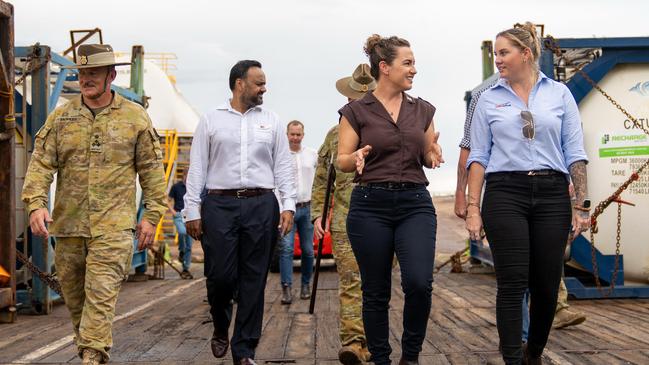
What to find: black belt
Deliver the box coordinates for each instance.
[508,169,563,176]
[207,188,273,198]
[359,182,426,190]
[488,170,563,179]
[296,201,310,208]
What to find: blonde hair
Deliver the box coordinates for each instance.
[364,34,411,80]
[497,22,541,68]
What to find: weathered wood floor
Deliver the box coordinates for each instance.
[2,197,649,364]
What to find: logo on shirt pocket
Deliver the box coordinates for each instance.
[495,101,512,108]
[254,123,273,143]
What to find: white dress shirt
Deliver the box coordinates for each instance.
[291,146,318,203]
[183,100,297,221]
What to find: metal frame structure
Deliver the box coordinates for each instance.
[541,37,649,299]
[0,0,15,323]
[64,28,103,62]
[468,36,649,299]
[14,42,149,314]
[540,37,649,104]
[15,44,55,314]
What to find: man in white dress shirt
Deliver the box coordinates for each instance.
[279,120,318,304]
[184,60,296,365]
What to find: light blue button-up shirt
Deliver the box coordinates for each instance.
[467,72,588,175]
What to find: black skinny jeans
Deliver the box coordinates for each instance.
[346,185,437,365]
[482,173,571,365]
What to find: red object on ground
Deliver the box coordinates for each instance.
[294,231,333,258]
[295,199,335,258]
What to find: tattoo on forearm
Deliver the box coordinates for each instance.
[457,163,468,193]
[570,161,588,205]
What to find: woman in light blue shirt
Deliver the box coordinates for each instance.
[465,22,590,365]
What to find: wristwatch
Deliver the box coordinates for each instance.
[582,199,591,209]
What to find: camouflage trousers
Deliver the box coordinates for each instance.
[55,230,134,362]
[330,230,366,347]
[556,278,569,312]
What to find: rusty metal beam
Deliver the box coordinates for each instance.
[0,0,15,323]
[0,1,11,16]
[0,47,10,91]
[64,28,102,62]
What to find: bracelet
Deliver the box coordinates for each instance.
[572,205,591,212]
[466,214,481,219]
[467,202,480,209]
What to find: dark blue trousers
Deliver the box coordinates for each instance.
[482,173,571,365]
[201,192,279,360]
[346,185,437,365]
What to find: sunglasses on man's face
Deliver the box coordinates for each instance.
[520,111,535,140]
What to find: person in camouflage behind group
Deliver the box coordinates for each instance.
[311,64,376,365]
[21,44,167,365]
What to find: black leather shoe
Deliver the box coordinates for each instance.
[210,329,229,358]
[523,343,543,365]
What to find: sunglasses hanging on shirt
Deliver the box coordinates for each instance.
[520,110,535,140]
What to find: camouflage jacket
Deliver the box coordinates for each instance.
[311,125,355,232]
[21,93,167,237]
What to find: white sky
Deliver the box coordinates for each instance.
[14,0,649,193]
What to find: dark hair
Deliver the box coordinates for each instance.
[229,60,262,90]
[364,34,411,80]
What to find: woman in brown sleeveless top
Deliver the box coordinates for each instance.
[337,34,443,365]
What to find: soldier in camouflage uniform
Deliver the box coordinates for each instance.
[311,64,375,365]
[21,44,167,365]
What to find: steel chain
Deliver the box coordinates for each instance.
[15,249,64,298]
[15,44,49,86]
[545,35,649,296]
[545,36,649,136]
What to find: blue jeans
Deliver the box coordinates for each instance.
[173,212,192,271]
[279,204,314,286]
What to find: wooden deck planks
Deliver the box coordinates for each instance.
[2,198,649,364]
[3,267,649,365]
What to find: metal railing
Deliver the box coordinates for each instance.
[154,129,180,243]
